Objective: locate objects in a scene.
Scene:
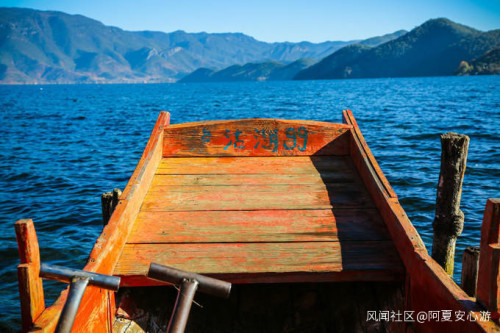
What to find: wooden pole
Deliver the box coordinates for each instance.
[432,132,469,275]
[101,188,122,225]
[476,198,500,311]
[461,246,480,297]
[15,219,45,332]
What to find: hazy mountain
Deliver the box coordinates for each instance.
[179,58,316,83]
[178,31,409,83]
[294,18,500,80]
[0,7,405,84]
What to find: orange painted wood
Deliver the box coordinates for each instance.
[128,209,390,244]
[163,119,351,156]
[141,183,373,211]
[157,156,353,175]
[114,241,403,280]
[342,111,499,331]
[477,198,500,310]
[342,110,396,199]
[152,172,355,186]
[343,109,426,257]
[119,269,404,287]
[31,112,170,332]
[408,248,500,332]
[15,219,42,265]
[489,244,500,315]
[15,219,45,332]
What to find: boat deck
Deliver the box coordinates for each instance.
[114,155,404,285]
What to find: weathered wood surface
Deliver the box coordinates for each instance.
[408,247,500,332]
[31,111,171,332]
[343,110,498,332]
[157,155,353,174]
[115,147,404,285]
[163,119,352,157]
[114,241,403,282]
[15,219,45,332]
[432,132,469,275]
[147,156,372,211]
[129,209,390,243]
[152,172,355,186]
[489,243,500,315]
[142,183,373,211]
[101,188,122,225]
[461,246,480,297]
[477,198,500,312]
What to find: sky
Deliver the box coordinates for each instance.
[3,0,500,43]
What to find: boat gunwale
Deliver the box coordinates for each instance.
[342,109,498,332]
[165,118,353,130]
[30,111,171,331]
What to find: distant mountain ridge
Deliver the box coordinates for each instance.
[179,31,412,83]
[179,59,317,83]
[294,18,500,80]
[0,7,405,84]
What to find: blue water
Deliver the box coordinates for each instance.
[0,76,499,330]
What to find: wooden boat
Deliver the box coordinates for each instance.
[15,110,500,332]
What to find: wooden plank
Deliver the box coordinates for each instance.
[141,183,373,211]
[128,209,390,243]
[15,219,45,332]
[477,198,500,310]
[157,156,353,175]
[32,111,170,332]
[152,172,356,186]
[114,241,403,279]
[489,243,500,315]
[120,269,404,286]
[163,119,352,156]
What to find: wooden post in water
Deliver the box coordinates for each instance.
[101,188,122,225]
[432,132,469,275]
[461,246,480,297]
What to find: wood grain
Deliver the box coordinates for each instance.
[142,183,373,211]
[128,209,390,244]
[152,172,355,186]
[163,119,351,156]
[157,156,353,175]
[114,241,403,279]
[15,219,45,332]
[477,198,500,311]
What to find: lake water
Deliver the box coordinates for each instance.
[0,76,499,330]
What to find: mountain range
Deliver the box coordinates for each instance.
[294,18,499,80]
[1,7,498,84]
[182,19,499,83]
[0,7,405,84]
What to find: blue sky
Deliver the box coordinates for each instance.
[3,0,499,42]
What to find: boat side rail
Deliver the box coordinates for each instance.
[342,109,500,331]
[20,111,170,332]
